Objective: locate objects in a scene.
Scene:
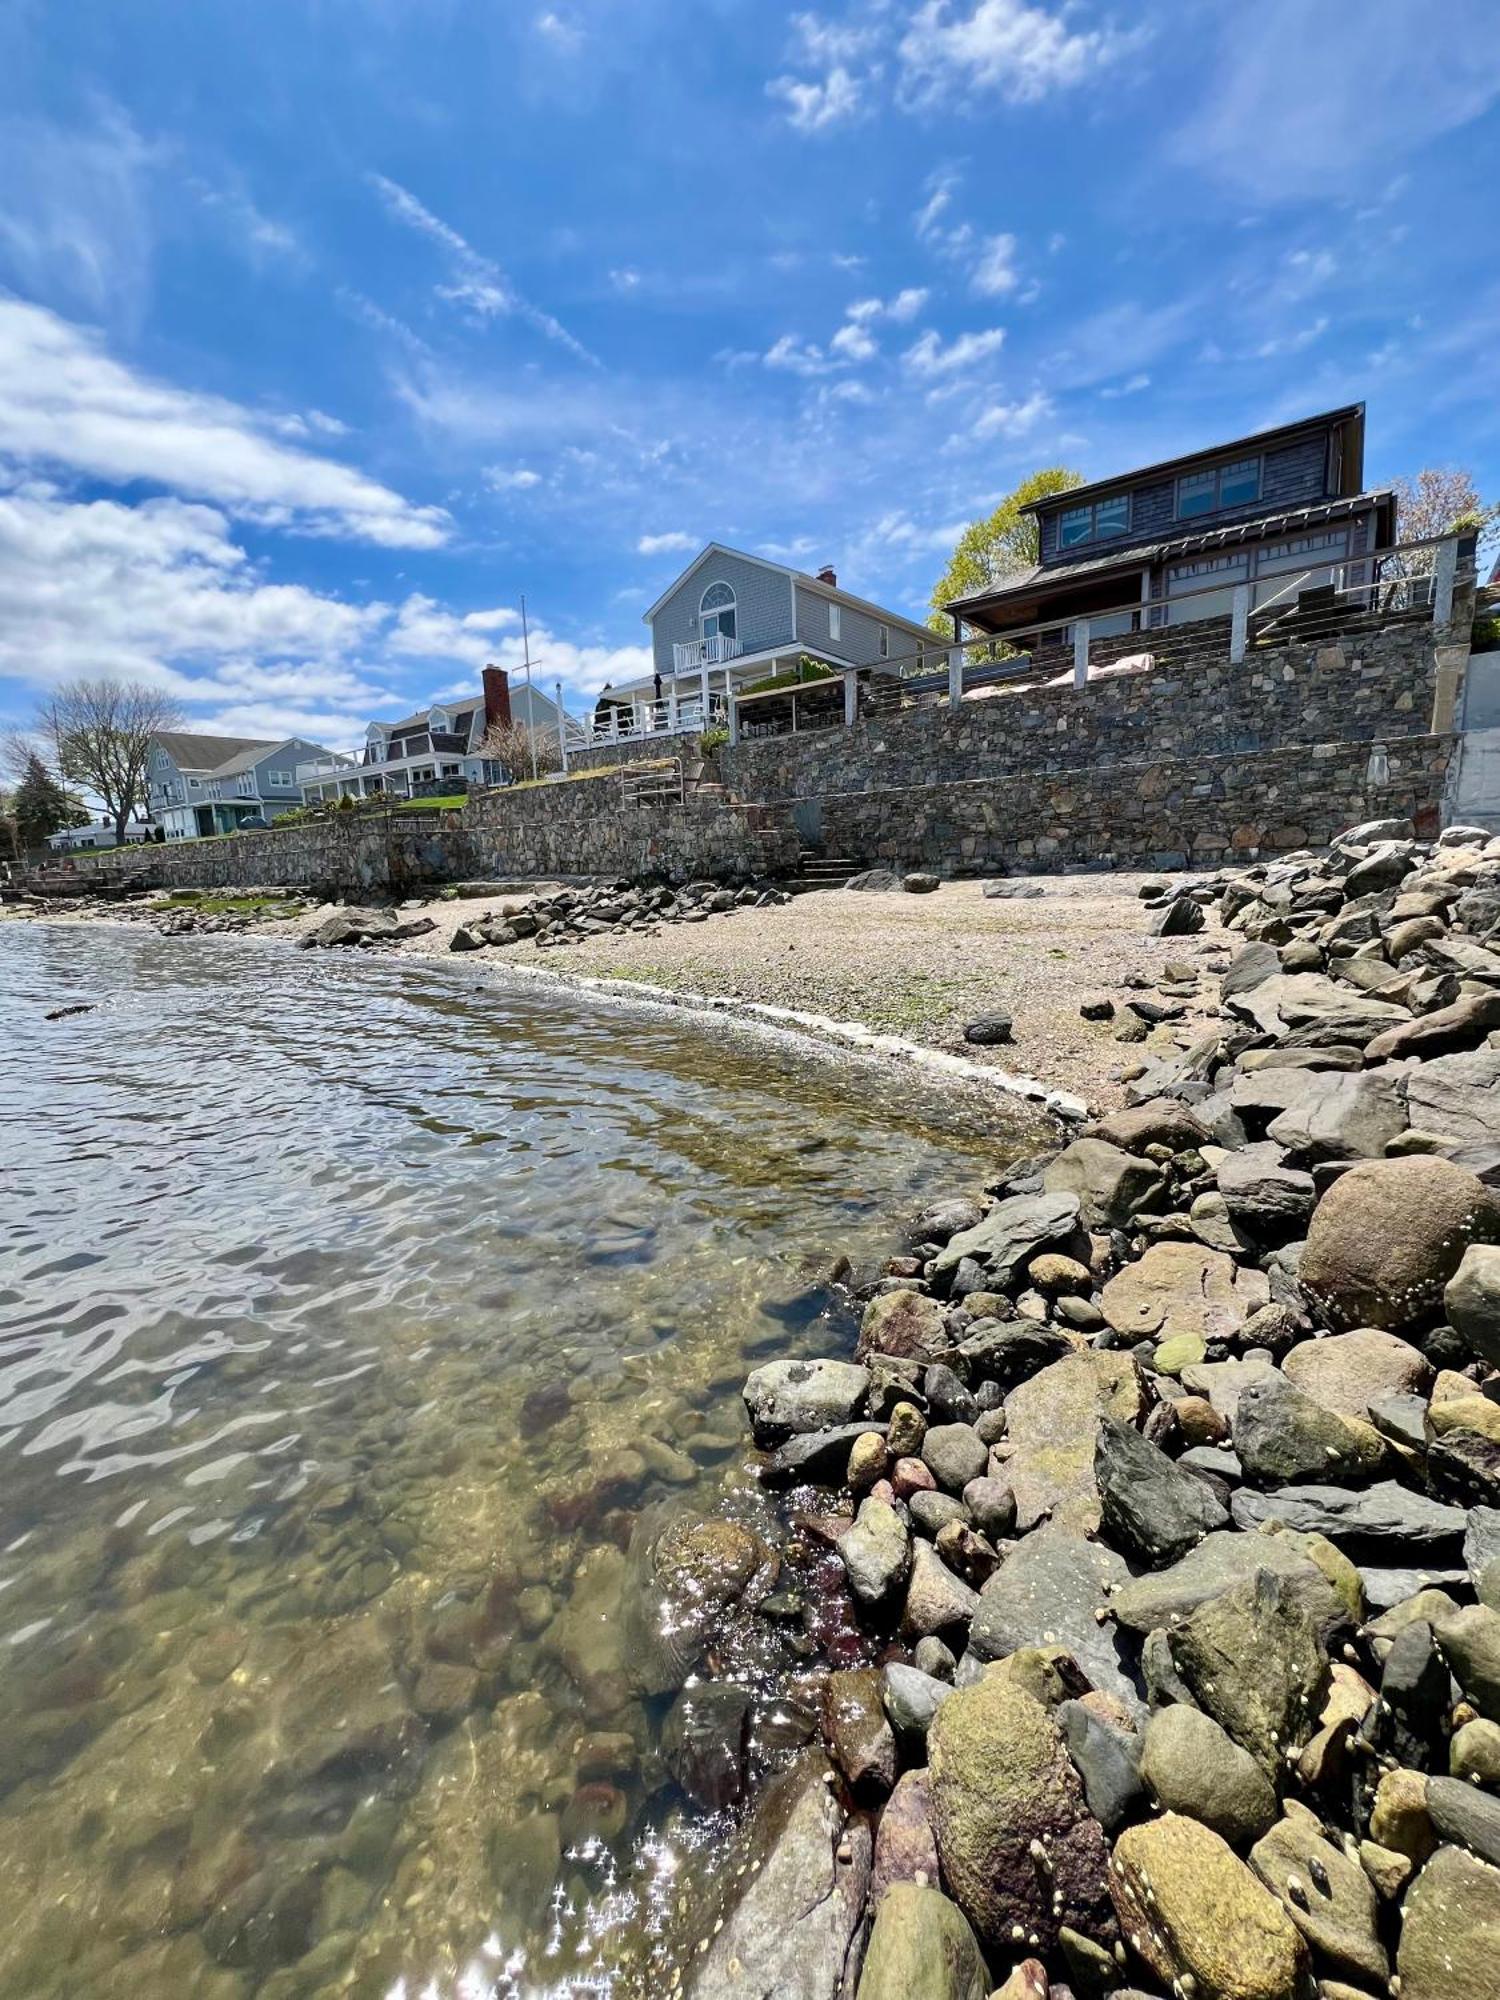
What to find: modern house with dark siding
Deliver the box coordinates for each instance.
[945,404,1397,645]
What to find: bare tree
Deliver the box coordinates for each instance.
[477,716,562,785]
[32,679,184,844]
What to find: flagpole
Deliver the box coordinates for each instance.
[520,594,539,781]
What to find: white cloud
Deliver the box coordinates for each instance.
[485,465,543,491]
[764,332,835,376]
[902,326,1007,376]
[388,592,650,700]
[367,172,598,365]
[535,10,583,50]
[636,531,697,555]
[830,319,878,362]
[0,298,450,548]
[972,388,1053,438]
[0,108,157,325]
[972,231,1021,297]
[1254,314,1330,359]
[899,0,1134,107]
[609,266,643,293]
[849,287,930,327]
[1099,371,1151,399]
[767,65,865,133]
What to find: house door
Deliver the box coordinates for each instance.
[1447,647,1500,831]
[792,797,822,849]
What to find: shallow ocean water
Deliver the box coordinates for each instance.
[0,920,1020,1997]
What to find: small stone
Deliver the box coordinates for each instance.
[839,1497,912,1608]
[964,1013,1013,1046]
[848,1431,890,1491]
[1110,1815,1308,2000]
[886,1401,927,1456]
[1141,1704,1280,1849]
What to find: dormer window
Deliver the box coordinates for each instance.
[1059,493,1131,549]
[699,582,737,641]
[428,708,448,732]
[1177,456,1261,519]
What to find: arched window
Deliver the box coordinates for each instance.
[699,581,737,642]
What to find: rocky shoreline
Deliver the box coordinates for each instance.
[695,815,1500,2000]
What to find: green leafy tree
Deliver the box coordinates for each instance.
[928,466,1087,631]
[12,753,89,852]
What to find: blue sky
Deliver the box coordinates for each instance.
[2,0,1498,751]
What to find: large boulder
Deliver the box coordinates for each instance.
[1003,1350,1144,1533]
[1110,1815,1309,2000]
[1043,1138,1166,1229]
[1231,1371,1387,1485]
[1111,1529,1344,1637]
[930,1191,1088,1295]
[1403,1046,1500,1147]
[1101,1241,1270,1344]
[1263,1068,1408,1161]
[682,1751,869,2000]
[927,1673,1114,1956]
[743,1358,870,1444]
[858,1290,949,1363]
[1092,1098,1210,1153]
[1397,1843,1500,2000]
[968,1526,1138,1712]
[1231,1479,1466,1554]
[1299,1157,1499,1332]
[1365,992,1500,1063]
[854,1884,987,2000]
[1282,1327,1433,1419]
[1168,1569,1330,1776]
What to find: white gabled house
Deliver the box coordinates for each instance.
[592,544,939,743]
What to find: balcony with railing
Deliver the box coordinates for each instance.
[586,694,728,747]
[671,633,743,673]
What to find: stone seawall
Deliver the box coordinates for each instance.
[719,623,1450,804]
[44,782,798,895]
[817,733,1454,874]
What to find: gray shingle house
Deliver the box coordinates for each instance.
[148,731,339,839]
[600,544,938,739]
[945,404,1397,645]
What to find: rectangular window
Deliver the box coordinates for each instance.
[829,603,842,641]
[1059,505,1093,548]
[878,624,889,659]
[1094,494,1130,539]
[1177,457,1262,518]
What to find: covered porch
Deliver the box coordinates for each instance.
[589,645,856,746]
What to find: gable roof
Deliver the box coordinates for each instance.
[640,540,932,641]
[1021,404,1366,517]
[153,730,280,773]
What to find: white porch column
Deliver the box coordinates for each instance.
[948,647,964,710]
[609,708,619,743]
[1073,619,1091,689]
[700,661,711,723]
[556,679,569,772]
[727,692,740,746]
[843,669,858,727]
[1230,582,1251,663]
[1434,535,1458,627]
[668,684,679,731]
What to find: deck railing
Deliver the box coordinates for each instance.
[586,694,728,746]
[721,532,1475,743]
[672,634,742,672]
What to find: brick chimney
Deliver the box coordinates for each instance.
[816,565,837,586]
[482,663,512,731]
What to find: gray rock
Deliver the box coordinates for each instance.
[1112,1529,1342,1636]
[1043,1137,1166,1231]
[858,1289,950,1363]
[822,1667,896,1802]
[1095,1412,1228,1565]
[1168,1568,1330,1776]
[1057,1697,1143,1832]
[908,1490,967,1536]
[870,1768,939,1907]
[900,1539,979,1643]
[921,1422,988,1493]
[1231,1371,1387,1485]
[1397,1842,1500,2000]
[922,1362,978,1425]
[1361,1565,1471,1614]
[1428,1775,1500,1867]
[962,1013,1013,1046]
[881,1663,954,1755]
[743,1358,870,1445]
[758,1422,887,1488]
[662,1681,751,1811]
[983,878,1045,900]
[1264,1067,1409,1162]
[968,1525,1139,1713]
[1141,1704,1279,1848]
[1231,1479,1467,1552]
[955,1317,1073,1388]
[961,1475,1015,1540]
[1366,991,1500,1063]
[845,869,899,893]
[682,1752,869,2000]
[1404,1046,1500,1147]
[1151,895,1205,936]
[839,1498,912,1608]
[1447,1245,1500,1367]
[854,1883,987,2000]
[1434,1604,1500,1720]
[1003,1348,1144,1533]
[930,1190,1087,1294]
[903,872,941,894]
[1250,1805,1387,1987]
[1216,1146,1316,1233]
